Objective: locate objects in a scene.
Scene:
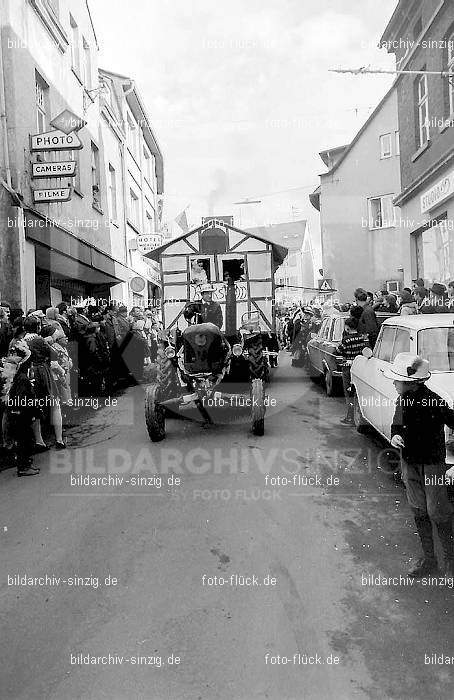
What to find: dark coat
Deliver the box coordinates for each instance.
[0,321,13,358]
[391,385,454,464]
[357,306,379,347]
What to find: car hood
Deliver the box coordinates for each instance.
[426,373,454,408]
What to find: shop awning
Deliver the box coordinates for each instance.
[24,209,129,285]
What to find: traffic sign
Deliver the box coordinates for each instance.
[50,109,86,134]
[30,129,83,151]
[33,187,71,203]
[318,278,334,292]
[32,161,77,178]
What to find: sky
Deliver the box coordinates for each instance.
[89,0,398,254]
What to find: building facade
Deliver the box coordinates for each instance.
[99,69,164,307]
[310,85,410,301]
[0,0,163,310]
[381,0,454,287]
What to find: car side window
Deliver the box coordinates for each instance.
[318,319,330,339]
[332,318,343,342]
[377,327,397,362]
[391,328,410,361]
[323,319,333,340]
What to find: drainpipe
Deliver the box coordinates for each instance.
[0,6,28,309]
[0,6,12,188]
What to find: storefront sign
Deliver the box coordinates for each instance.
[33,187,71,203]
[50,110,86,134]
[30,129,83,151]
[421,169,454,214]
[32,161,77,178]
[136,234,163,254]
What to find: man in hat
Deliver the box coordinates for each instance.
[197,284,223,328]
[385,352,454,578]
[413,286,430,313]
[427,283,451,313]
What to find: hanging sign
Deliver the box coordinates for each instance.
[32,161,77,178]
[136,234,163,254]
[50,109,86,134]
[30,129,83,151]
[33,187,71,203]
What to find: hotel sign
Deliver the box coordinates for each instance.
[137,234,163,254]
[33,187,71,203]
[421,169,454,214]
[32,161,77,178]
[30,129,83,151]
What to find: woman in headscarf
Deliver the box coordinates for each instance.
[23,316,65,450]
[45,307,64,334]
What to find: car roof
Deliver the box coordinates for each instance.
[382,314,454,329]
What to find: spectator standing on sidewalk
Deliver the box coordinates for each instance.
[354,288,379,348]
[385,353,454,579]
[336,317,369,425]
[398,290,418,315]
[2,340,40,476]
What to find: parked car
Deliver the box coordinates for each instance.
[307,311,395,396]
[351,314,454,464]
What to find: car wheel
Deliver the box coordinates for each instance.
[353,395,368,434]
[324,368,335,397]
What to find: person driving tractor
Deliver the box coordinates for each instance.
[184,284,223,329]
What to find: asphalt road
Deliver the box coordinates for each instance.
[1,353,454,700]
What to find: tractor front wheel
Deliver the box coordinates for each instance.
[251,378,265,436]
[145,384,166,442]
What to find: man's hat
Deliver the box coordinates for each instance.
[431,282,447,297]
[200,284,215,293]
[384,352,431,382]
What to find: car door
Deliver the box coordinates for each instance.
[308,317,330,375]
[357,325,396,428]
[379,326,411,438]
[318,318,335,373]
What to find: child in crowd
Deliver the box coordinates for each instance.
[336,317,369,425]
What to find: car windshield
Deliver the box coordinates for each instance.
[418,328,454,372]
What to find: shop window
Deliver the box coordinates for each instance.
[419,220,453,285]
